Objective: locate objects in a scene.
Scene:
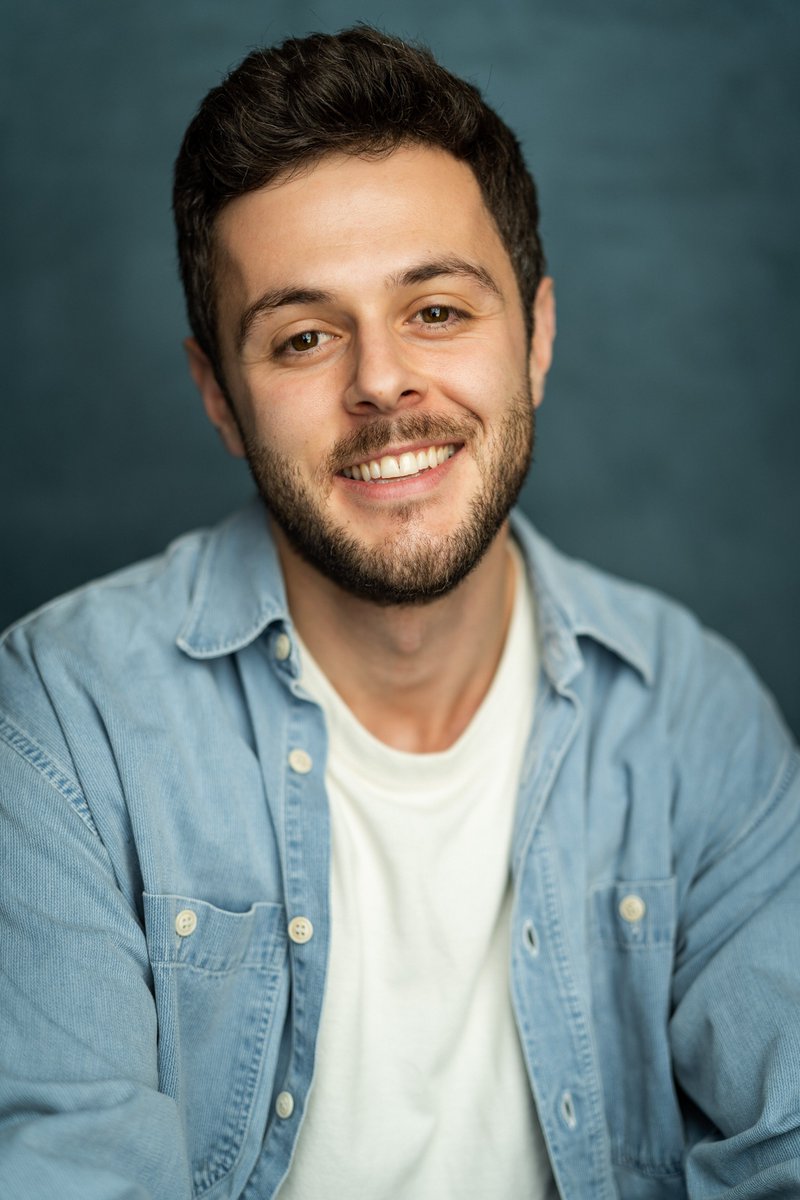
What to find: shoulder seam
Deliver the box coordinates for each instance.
[0,714,99,836]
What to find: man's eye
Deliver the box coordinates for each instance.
[276,329,333,357]
[289,330,321,352]
[419,305,452,325]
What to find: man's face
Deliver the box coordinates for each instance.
[191,146,554,604]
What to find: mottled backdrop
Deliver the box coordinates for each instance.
[3,0,798,733]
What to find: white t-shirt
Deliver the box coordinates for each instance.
[279,542,557,1199]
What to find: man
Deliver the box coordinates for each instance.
[0,25,797,1200]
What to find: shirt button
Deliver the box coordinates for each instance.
[175,909,197,937]
[288,748,313,774]
[274,632,292,661]
[619,894,646,923]
[275,1090,295,1119]
[288,916,314,944]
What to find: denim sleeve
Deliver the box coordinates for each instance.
[0,719,192,1199]
[668,634,800,1196]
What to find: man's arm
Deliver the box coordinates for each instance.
[0,719,192,1200]
[668,635,800,1196]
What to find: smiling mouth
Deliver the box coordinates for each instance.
[340,443,457,483]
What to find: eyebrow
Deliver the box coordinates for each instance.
[236,257,501,352]
[389,257,501,298]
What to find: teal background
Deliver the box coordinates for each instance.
[3,1,799,734]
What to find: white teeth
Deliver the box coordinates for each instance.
[398,452,419,476]
[343,443,456,482]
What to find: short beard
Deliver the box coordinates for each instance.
[243,394,534,607]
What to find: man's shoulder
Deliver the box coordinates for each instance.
[0,499,283,740]
[1,524,210,663]
[514,511,717,682]
[513,511,792,753]
[0,522,219,806]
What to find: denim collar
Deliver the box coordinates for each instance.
[177,497,653,690]
[509,511,654,690]
[177,499,289,660]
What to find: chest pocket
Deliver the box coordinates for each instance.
[143,893,288,1198]
[589,878,685,1182]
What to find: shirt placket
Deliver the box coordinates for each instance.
[511,678,619,1200]
[236,627,332,1200]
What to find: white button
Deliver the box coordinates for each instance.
[619,894,646,923]
[275,1090,295,1119]
[175,909,197,937]
[275,633,291,661]
[288,748,312,774]
[288,916,314,944]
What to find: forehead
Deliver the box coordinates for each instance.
[213,146,516,305]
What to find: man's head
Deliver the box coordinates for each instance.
[174,28,555,606]
[173,25,546,386]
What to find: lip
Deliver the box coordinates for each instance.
[336,444,463,498]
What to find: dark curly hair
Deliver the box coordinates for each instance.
[173,25,545,382]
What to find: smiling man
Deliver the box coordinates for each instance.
[196,149,542,607]
[1,26,799,1200]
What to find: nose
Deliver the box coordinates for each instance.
[343,326,428,415]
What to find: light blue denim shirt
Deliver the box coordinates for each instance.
[1,499,798,1200]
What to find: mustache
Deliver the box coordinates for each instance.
[325,412,480,472]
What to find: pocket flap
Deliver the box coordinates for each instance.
[591,878,676,950]
[143,892,286,971]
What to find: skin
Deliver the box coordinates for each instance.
[186,146,555,752]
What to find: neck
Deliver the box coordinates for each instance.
[274,523,516,754]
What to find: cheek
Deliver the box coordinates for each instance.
[241,377,339,464]
[434,321,527,384]
[435,350,526,418]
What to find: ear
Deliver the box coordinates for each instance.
[528,276,556,409]
[184,338,246,459]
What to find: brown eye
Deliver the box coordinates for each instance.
[289,330,319,351]
[420,305,451,324]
